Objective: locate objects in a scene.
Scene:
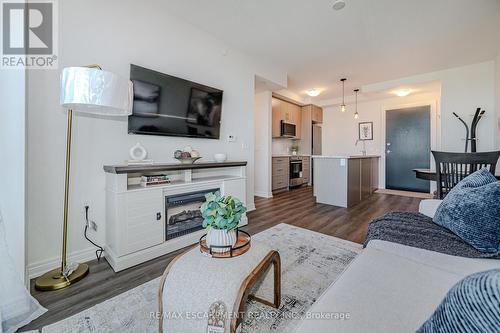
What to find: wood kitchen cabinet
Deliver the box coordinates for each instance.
[303,104,323,124]
[288,103,302,139]
[301,156,311,184]
[272,98,283,137]
[311,105,323,123]
[347,157,380,207]
[272,156,310,192]
[272,157,289,191]
[272,97,302,138]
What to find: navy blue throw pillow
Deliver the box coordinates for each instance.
[417,269,500,333]
[433,168,500,253]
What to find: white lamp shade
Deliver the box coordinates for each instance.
[60,67,133,116]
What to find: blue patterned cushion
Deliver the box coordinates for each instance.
[433,168,500,253]
[417,269,500,333]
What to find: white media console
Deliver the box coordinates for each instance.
[103,161,248,272]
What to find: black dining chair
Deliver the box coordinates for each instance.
[431,151,500,199]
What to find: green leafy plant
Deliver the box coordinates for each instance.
[200,191,246,230]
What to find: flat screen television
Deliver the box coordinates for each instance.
[128,64,223,139]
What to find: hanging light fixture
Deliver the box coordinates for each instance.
[340,78,347,112]
[353,88,359,119]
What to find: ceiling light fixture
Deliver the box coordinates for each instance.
[306,89,321,97]
[332,0,346,11]
[395,89,411,97]
[353,89,359,119]
[340,78,347,112]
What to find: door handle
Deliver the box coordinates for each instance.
[386,150,391,154]
[156,212,162,221]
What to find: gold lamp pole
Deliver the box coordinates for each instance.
[35,65,132,291]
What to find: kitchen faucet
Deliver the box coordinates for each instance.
[355,139,367,156]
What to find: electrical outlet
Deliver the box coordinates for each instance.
[90,220,98,232]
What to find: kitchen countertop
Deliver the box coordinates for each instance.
[272,154,311,157]
[312,155,380,159]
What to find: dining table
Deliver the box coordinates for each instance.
[413,169,500,181]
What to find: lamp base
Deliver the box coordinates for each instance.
[35,263,89,291]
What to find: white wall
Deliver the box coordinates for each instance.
[438,62,495,152]
[274,89,306,104]
[496,52,500,149]
[0,68,26,281]
[26,0,286,277]
[321,61,497,190]
[322,92,440,189]
[362,61,496,152]
[322,92,441,156]
[254,91,273,198]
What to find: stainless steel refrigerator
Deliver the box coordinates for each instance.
[312,124,322,155]
[311,124,322,185]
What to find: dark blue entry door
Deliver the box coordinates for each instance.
[386,106,431,193]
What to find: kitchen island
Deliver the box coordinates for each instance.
[312,155,380,208]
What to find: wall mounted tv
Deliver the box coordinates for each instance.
[128,64,223,139]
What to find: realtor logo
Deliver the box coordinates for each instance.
[1,0,58,69]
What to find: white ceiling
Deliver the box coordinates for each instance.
[164,0,500,100]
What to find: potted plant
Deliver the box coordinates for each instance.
[200,191,246,252]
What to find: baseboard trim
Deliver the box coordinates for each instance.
[29,206,256,278]
[254,190,273,198]
[375,188,433,199]
[246,202,256,212]
[27,247,100,279]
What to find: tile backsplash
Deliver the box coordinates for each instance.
[272,138,293,155]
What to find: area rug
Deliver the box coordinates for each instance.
[41,223,362,333]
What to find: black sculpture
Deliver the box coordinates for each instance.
[453,108,485,153]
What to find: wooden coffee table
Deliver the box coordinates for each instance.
[158,241,281,333]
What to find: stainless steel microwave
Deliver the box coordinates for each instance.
[280,120,296,137]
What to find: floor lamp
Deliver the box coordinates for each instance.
[35,65,132,291]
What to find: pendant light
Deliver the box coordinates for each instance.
[340,78,347,112]
[353,89,359,119]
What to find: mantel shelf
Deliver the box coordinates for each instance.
[103,161,247,174]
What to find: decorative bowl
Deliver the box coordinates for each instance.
[175,157,202,164]
[213,153,227,162]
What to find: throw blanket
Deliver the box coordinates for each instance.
[364,212,499,259]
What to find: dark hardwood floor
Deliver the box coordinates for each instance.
[24,186,421,331]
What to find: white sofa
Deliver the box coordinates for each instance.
[294,200,500,333]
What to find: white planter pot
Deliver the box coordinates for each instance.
[206,228,237,253]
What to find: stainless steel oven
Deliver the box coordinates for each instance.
[280,120,296,138]
[289,157,303,187]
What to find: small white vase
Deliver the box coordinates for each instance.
[206,228,237,253]
[129,143,147,161]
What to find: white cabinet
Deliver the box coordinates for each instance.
[104,163,248,272]
[107,188,165,257]
[122,189,165,255]
[222,178,247,205]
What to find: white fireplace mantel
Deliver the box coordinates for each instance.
[103,161,247,272]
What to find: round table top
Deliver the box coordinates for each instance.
[413,169,500,181]
[161,241,276,332]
